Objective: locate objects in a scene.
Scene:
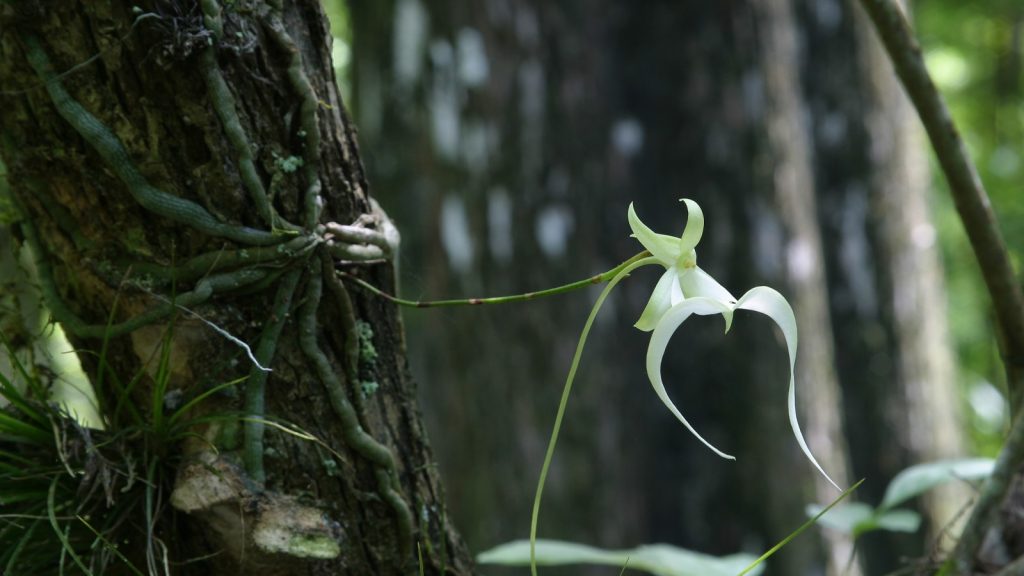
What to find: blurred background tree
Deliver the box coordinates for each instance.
[316,0,1013,573]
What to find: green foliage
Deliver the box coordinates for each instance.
[321,0,353,101]
[0,347,142,575]
[917,0,1023,453]
[806,458,994,539]
[478,539,763,576]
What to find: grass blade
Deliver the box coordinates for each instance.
[47,475,93,575]
[737,478,865,576]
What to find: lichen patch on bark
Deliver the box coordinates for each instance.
[252,501,343,559]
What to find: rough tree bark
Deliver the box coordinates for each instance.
[0,1,470,574]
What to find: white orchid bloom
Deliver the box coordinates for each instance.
[629,199,838,490]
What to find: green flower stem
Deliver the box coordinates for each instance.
[340,251,651,309]
[530,256,658,576]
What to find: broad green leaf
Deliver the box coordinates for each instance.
[735,286,838,491]
[646,296,736,460]
[874,509,922,533]
[806,503,921,536]
[879,458,994,510]
[804,502,874,535]
[478,539,762,576]
[628,203,681,264]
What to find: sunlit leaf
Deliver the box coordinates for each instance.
[804,502,875,535]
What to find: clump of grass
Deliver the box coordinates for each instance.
[0,342,142,574]
[0,318,241,575]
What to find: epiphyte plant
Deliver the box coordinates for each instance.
[348,198,838,574]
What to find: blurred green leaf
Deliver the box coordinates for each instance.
[873,509,922,533]
[805,502,874,535]
[879,458,994,510]
[808,459,992,539]
[805,503,920,537]
[477,539,762,576]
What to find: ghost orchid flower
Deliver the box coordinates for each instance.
[629,200,838,490]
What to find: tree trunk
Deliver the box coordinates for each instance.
[806,1,965,572]
[0,1,470,574]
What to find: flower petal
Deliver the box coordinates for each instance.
[735,286,839,490]
[679,199,705,253]
[647,297,736,460]
[679,266,737,304]
[628,203,681,264]
[635,268,679,332]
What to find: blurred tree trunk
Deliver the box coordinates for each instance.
[0,1,470,574]
[350,0,962,575]
[809,2,966,572]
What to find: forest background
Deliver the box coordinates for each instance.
[0,0,1020,575]
[326,0,1023,573]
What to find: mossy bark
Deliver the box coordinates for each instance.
[0,1,471,574]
